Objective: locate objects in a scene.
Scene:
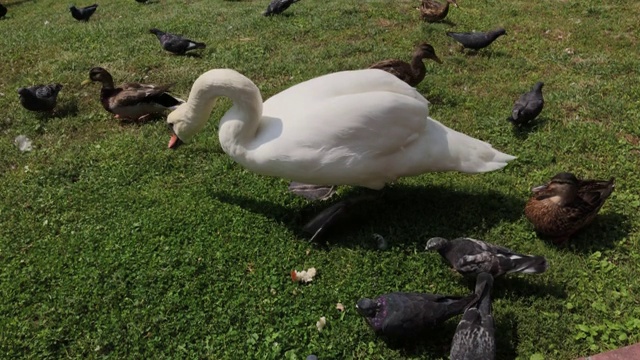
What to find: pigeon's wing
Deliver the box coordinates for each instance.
[34,85,55,99]
[163,38,189,54]
[381,293,442,337]
[455,251,497,275]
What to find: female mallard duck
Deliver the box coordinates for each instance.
[87,67,183,121]
[419,0,458,23]
[524,172,615,244]
[166,68,515,201]
[369,43,442,87]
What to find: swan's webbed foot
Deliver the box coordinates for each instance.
[288,182,336,201]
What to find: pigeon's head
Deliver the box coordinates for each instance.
[69,5,76,10]
[415,43,442,64]
[149,28,164,36]
[356,298,379,317]
[531,172,579,205]
[425,237,448,251]
[493,28,507,36]
[533,82,544,91]
[17,87,28,97]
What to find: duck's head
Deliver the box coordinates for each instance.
[415,43,442,64]
[425,237,449,251]
[356,298,380,317]
[86,67,114,87]
[531,172,579,205]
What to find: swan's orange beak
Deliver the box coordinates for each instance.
[168,134,183,149]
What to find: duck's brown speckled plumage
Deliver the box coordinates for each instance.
[419,0,457,23]
[369,43,442,87]
[524,172,614,244]
[88,67,183,120]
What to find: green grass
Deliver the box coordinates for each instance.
[1,0,639,359]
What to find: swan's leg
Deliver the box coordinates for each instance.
[288,182,336,201]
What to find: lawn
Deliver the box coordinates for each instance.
[1,0,639,359]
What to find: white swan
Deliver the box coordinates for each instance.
[167,69,516,191]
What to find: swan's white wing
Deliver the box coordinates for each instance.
[247,89,429,188]
[263,69,430,116]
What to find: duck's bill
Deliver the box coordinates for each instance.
[80,79,92,86]
[531,184,547,193]
[168,134,184,149]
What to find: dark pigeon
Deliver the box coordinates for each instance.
[135,0,149,3]
[425,237,548,277]
[0,4,7,18]
[508,82,545,125]
[263,0,301,16]
[69,4,98,22]
[450,272,496,360]
[18,83,63,112]
[446,27,506,50]
[149,28,206,55]
[356,291,478,342]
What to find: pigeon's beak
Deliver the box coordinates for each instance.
[168,133,184,149]
[432,54,443,64]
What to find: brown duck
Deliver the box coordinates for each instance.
[524,172,614,244]
[369,43,442,87]
[85,67,184,121]
[419,0,458,23]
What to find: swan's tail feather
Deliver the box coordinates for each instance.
[425,118,517,174]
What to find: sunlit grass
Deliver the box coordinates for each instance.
[0,0,639,359]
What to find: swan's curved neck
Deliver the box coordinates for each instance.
[185,69,263,155]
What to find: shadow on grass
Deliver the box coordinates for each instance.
[209,183,526,248]
[541,212,631,254]
[511,116,550,140]
[52,100,79,119]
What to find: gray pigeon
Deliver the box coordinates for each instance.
[446,28,506,50]
[508,82,544,125]
[69,4,98,22]
[18,83,63,112]
[149,28,206,55]
[263,0,301,16]
[356,291,478,342]
[425,237,548,277]
[0,3,7,18]
[450,272,496,360]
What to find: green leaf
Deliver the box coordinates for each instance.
[530,353,545,360]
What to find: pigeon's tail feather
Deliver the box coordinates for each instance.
[440,293,481,316]
[475,272,494,316]
[187,41,206,51]
[507,255,548,274]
